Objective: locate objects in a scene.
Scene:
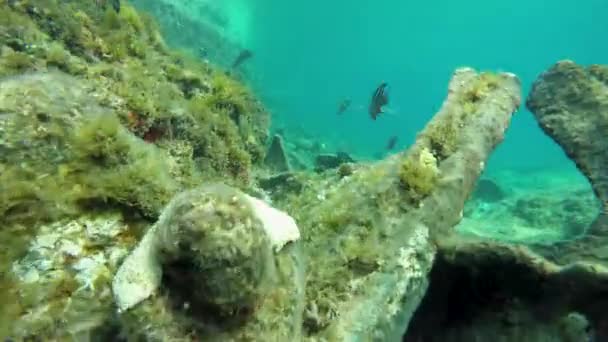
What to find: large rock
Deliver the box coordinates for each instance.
[2,66,521,340]
[109,67,521,340]
[408,60,608,342]
[527,61,608,220]
[114,183,304,340]
[264,134,291,172]
[0,72,178,222]
[405,236,606,341]
[277,67,521,340]
[527,61,608,264]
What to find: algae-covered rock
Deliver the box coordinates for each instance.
[526,60,608,264]
[527,61,608,211]
[5,213,135,339]
[115,183,304,341]
[0,72,178,222]
[404,60,608,342]
[264,67,521,340]
[405,235,606,341]
[0,1,272,338]
[264,134,291,172]
[110,67,521,341]
[0,0,269,186]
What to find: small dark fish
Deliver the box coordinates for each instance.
[369,82,389,120]
[386,135,398,150]
[96,0,120,13]
[110,0,120,12]
[337,98,351,115]
[232,49,253,69]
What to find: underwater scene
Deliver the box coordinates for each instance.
[0,0,607,340]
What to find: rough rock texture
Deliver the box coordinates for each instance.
[0,1,269,188]
[259,67,521,340]
[405,236,605,341]
[404,60,608,342]
[5,214,136,339]
[0,72,178,221]
[526,60,608,264]
[264,134,291,172]
[527,61,608,211]
[116,183,304,341]
[0,66,520,340]
[0,2,269,339]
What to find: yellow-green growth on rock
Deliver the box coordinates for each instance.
[462,71,502,103]
[0,0,269,186]
[399,147,440,201]
[0,72,178,223]
[263,67,521,340]
[421,71,503,160]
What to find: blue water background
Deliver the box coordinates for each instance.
[242,0,608,172]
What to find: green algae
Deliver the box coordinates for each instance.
[421,71,502,160]
[0,2,271,335]
[398,147,440,201]
[0,0,268,188]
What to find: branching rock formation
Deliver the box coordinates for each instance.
[404,61,608,342]
[112,67,521,340]
[291,68,520,340]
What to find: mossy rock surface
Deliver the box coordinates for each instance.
[0,1,271,339]
[0,0,269,188]
[0,71,178,223]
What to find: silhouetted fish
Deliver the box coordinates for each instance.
[369,82,389,120]
[337,98,351,115]
[96,0,120,13]
[386,135,398,150]
[232,49,253,69]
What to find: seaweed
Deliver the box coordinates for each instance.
[398,147,440,201]
[0,0,273,337]
[0,0,268,184]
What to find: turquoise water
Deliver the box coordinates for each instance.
[230,0,608,171]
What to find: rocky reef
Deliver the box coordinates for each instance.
[404,61,608,341]
[527,60,608,264]
[2,1,608,341]
[0,0,271,222]
[117,66,519,341]
[0,0,268,338]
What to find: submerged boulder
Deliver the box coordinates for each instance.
[0,71,178,222]
[114,183,303,340]
[113,67,521,340]
[405,236,606,341]
[527,60,608,263]
[280,67,521,340]
[264,134,291,173]
[406,60,608,342]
